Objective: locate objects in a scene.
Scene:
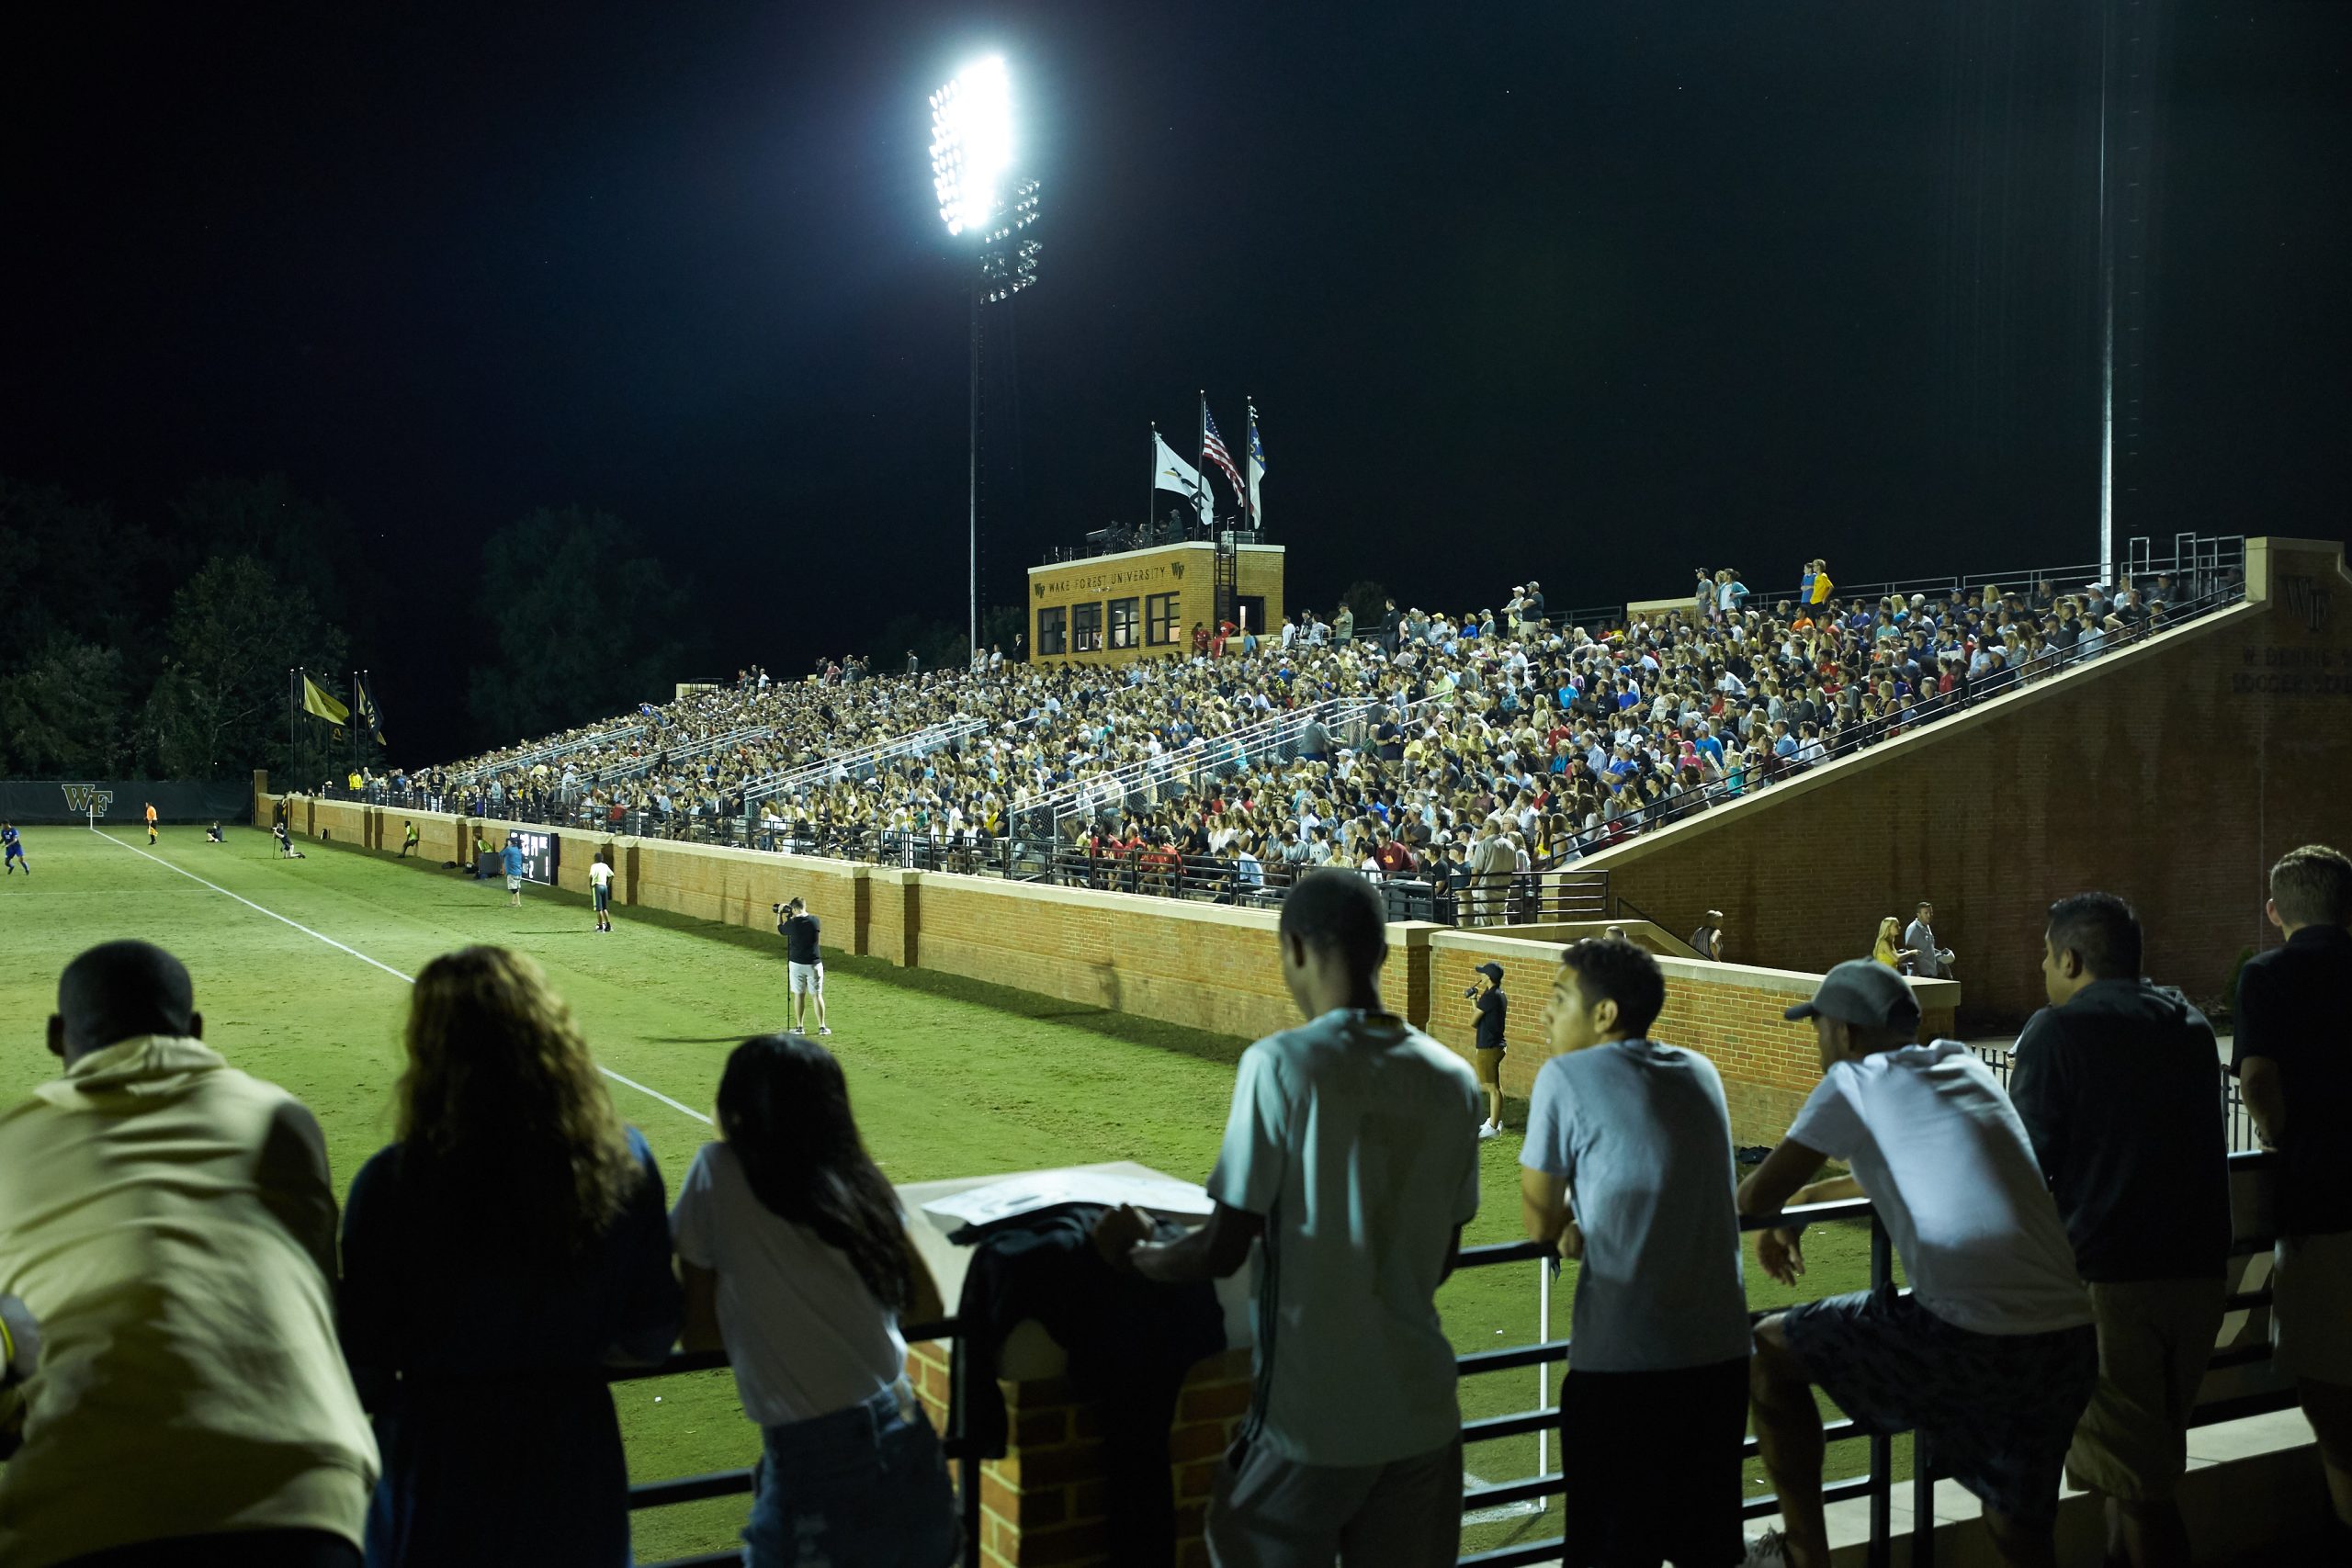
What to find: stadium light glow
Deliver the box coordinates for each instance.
[931,56,1012,237]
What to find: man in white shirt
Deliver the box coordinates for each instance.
[1094,872,1480,1567]
[588,852,615,933]
[1737,961,2096,1568]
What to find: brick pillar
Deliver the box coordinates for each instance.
[909,1343,1255,1567]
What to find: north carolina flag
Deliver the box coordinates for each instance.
[1246,403,1266,526]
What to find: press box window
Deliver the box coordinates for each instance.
[1108,597,1140,649]
[1038,605,1067,656]
[1146,592,1181,646]
[1072,602,1103,652]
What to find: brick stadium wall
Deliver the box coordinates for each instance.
[1422,930,1960,1139]
[1580,537,2352,1030]
[261,795,1927,1137]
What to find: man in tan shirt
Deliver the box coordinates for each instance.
[0,942,378,1567]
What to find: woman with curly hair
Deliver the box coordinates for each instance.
[672,1033,956,1567]
[340,947,681,1567]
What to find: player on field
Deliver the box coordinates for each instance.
[589,854,614,933]
[144,802,158,844]
[3,823,27,875]
[503,836,526,908]
[205,822,224,843]
[778,897,830,1035]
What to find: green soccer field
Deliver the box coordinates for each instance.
[0,823,1892,1561]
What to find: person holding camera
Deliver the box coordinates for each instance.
[1470,962,1508,1138]
[775,899,830,1037]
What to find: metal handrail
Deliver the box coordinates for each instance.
[450,723,649,785]
[622,1314,979,1568]
[1449,1149,2287,1568]
[741,719,989,805]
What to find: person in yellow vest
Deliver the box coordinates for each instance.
[144,801,158,844]
[0,941,378,1566]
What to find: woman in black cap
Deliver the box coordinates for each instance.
[1470,961,1509,1136]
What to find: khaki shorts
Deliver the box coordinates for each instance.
[1473,1046,1504,1089]
[2065,1276,2226,1501]
[1207,1435,1461,1568]
[2273,1229,2352,1387]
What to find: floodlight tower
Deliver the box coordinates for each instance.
[931,57,1041,660]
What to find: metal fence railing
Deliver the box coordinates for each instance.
[1971,1043,2262,1154]
[1453,1146,2289,1568]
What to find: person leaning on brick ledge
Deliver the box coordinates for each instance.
[2231,843,2352,1544]
[1092,871,1483,1568]
[2007,894,2231,1568]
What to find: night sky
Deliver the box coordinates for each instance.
[6,2,2346,761]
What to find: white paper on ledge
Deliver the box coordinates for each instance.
[920,1170,1216,1233]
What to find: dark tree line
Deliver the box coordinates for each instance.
[0,474,701,780]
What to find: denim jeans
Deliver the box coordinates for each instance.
[743,1382,958,1568]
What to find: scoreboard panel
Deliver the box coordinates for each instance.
[509,829,560,886]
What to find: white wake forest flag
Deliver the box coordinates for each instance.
[1152,430,1211,529]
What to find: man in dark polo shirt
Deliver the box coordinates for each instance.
[2232,843,2352,1536]
[2009,894,2229,1568]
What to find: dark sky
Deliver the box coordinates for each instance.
[6,2,2346,760]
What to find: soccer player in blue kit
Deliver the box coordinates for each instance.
[2,823,26,875]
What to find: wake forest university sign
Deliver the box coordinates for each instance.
[1032,557,1186,599]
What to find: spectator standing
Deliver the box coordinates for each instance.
[1093,872,1482,1567]
[1739,961,2094,1568]
[673,1035,956,1568]
[1905,901,1953,978]
[1871,916,1913,970]
[2007,894,2231,1568]
[1808,560,1834,610]
[502,835,525,908]
[1470,961,1509,1137]
[1521,580,1546,636]
[1690,908,1726,962]
[0,941,379,1568]
[779,898,831,1037]
[340,947,681,1568]
[589,852,615,932]
[1519,940,1751,1568]
[2233,843,2352,1535]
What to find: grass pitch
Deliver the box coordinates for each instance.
[0,823,1890,1560]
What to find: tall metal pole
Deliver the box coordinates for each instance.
[2096,0,2114,588]
[968,277,980,662]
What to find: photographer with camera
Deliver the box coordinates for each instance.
[774,899,830,1037]
[1470,962,1509,1138]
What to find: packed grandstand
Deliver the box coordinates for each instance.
[331,552,2245,919]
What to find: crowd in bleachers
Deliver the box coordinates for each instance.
[0,845,2344,1568]
[336,556,2243,918]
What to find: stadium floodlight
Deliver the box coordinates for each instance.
[928,56,1043,660]
[931,56,1012,237]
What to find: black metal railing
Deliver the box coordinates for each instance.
[1446,1146,2288,1568]
[612,1314,981,1568]
[1972,1044,2262,1154]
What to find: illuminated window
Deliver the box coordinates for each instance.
[1108,597,1140,649]
[1071,602,1103,651]
[1146,592,1182,645]
[1038,605,1067,655]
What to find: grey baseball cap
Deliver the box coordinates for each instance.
[1784,959,1921,1032]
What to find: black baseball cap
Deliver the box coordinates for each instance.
[1475,962,1504,983]
[1784,959,1921,1033]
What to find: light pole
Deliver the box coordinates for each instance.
[931,57,1040,660]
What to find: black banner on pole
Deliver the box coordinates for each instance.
[0,779,256,826]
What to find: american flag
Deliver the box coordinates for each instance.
[1202,403,1247,516]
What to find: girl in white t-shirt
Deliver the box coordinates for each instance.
[671,1035,956,1568]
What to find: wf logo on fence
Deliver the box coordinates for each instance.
[60,784,115,818]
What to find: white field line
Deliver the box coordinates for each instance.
[89,828,710,1127]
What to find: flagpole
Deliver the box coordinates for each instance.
[1196,390,1209,538]
[1148,423,1158,541]
[288,668,298,787]
[1246,396,1258,533]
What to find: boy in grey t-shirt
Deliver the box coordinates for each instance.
[1520,938,1750,1568]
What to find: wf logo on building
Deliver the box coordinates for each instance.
[60,784,115,818]
[2281,574,2332,636]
